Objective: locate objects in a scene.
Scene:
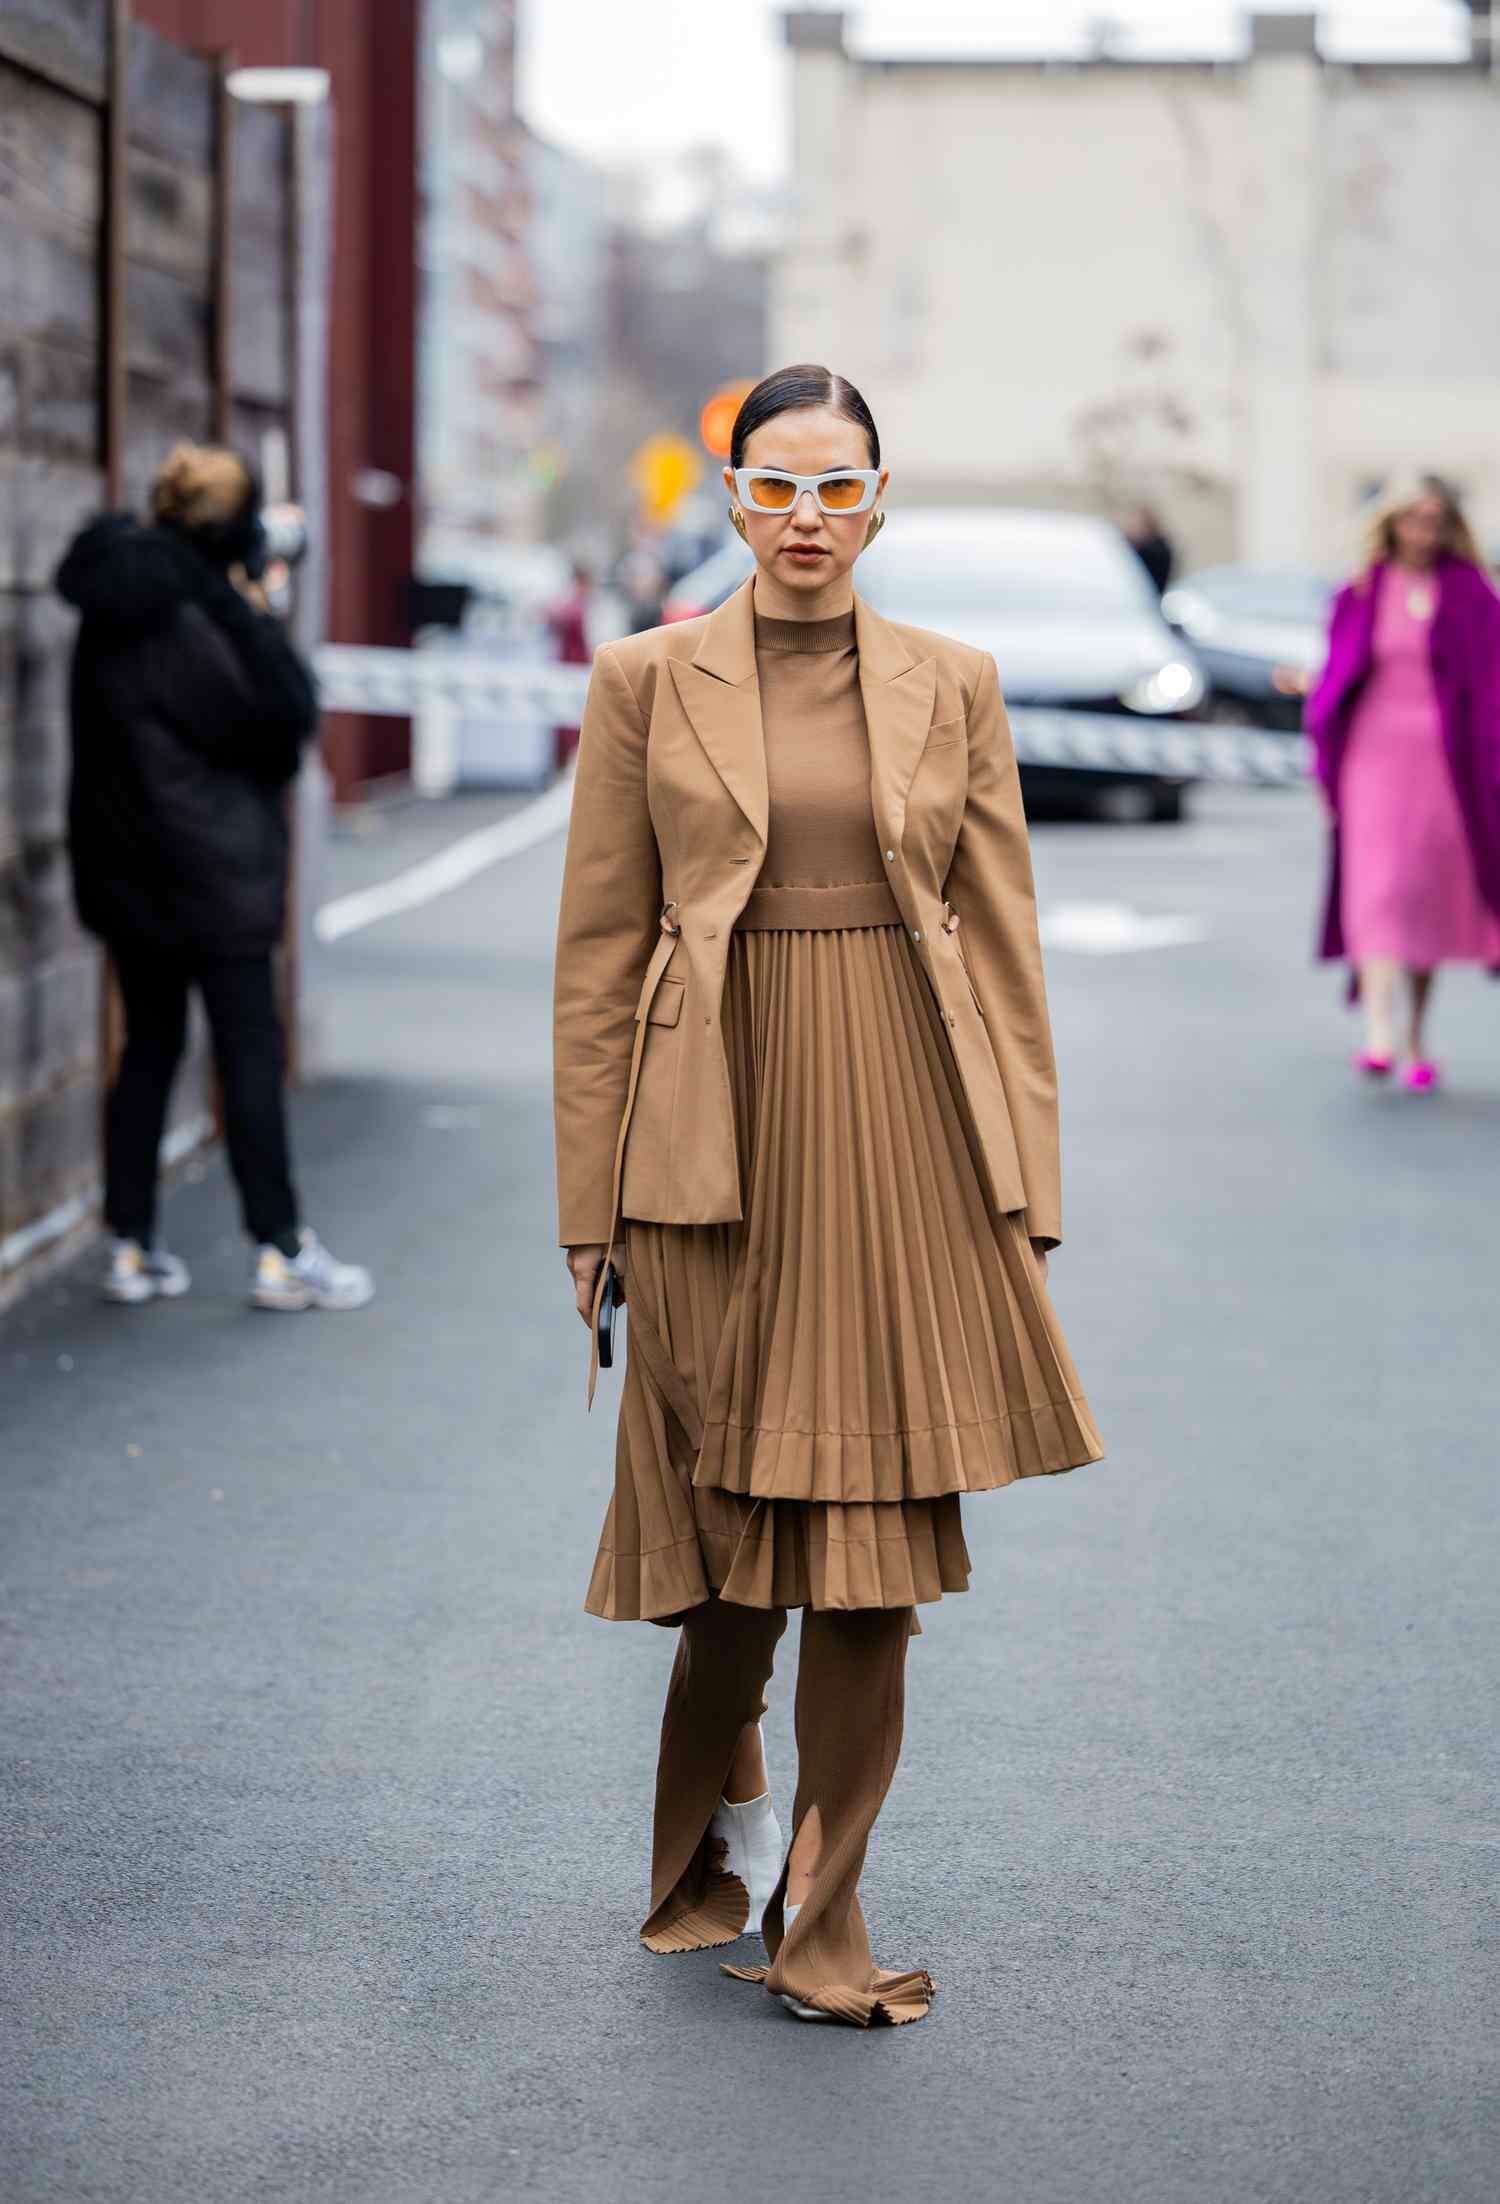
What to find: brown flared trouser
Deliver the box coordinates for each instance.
[639,1596,934,2027]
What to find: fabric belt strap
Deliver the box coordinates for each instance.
[734,879,902,931]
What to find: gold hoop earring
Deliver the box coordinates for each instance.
[728,505,749,543]
[863,510,886,549]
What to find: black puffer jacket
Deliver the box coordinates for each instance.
[57,516,319,958]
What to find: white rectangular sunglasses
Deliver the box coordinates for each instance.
[732,467,881,516]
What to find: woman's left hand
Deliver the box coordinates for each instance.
[1029,1239,1050,1282]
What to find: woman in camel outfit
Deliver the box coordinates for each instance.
[554,365,1103,2027]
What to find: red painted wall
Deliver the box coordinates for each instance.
[135,0,418,798]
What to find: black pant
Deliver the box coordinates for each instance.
[105,951,301,1253]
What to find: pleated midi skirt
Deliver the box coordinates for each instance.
[586,921,1104,1624]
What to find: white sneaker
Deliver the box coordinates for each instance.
[250,1228,374,1312]
[709,1769,784,1938]
[100,1238,191,1304]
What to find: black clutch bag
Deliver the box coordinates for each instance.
[595,1260,623,1369]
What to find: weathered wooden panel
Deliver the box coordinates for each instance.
[0,948,97,1106]
[18,341,98,466]
[13,1062,99,1219]
[0,214,100,358]
[230,247,291,409]
[230,399,287,478]
[124,259,212,384]
[14,837,78,965]
[0,62,101,233]
[0,1,108,105]
[0,596,17,869]
[0,456,104,592]
[0,1104,21,1234]
[0,965,23,1103]
[230,107,290,406]
[126,22,213,171]
[8,590,74,848]
[127,142,212,283]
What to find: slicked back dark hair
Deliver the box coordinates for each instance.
[729,364,880,470]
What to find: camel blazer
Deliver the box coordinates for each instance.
[553,578,1062,1263]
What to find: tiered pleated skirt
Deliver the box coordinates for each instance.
[586,922,1104,1623]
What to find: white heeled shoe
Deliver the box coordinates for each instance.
[709,1785,784,1939]
[776,1904,832,2022]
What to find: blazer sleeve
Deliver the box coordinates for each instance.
[553,644,662,1248]
[942,651,1063,1249]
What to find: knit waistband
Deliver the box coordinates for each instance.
[734,880,903,931]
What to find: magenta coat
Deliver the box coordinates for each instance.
[1305,555,1500,964]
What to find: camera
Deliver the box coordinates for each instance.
[245,501,309,580]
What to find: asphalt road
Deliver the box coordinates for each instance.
[3,784,1497,2204]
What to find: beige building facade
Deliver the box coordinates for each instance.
[775,10,1500,571]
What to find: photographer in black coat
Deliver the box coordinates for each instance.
[58,442,372,1311]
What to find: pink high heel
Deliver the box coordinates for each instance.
[1354,1050,1393,1077]
[1403,1059,1440,1092]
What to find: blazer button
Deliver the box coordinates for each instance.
[913,929,921,942]
[885,849,894,861]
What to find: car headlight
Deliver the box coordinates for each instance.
[1120,660,1204,715]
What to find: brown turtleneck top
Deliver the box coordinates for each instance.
[736,609,903,931]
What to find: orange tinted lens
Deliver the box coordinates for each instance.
[746,474,796,510]
[818,475,865,511]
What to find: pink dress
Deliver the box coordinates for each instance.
[1340,568,1500,966]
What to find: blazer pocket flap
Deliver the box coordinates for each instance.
[645,977,685,1027]
[924,716,965,752]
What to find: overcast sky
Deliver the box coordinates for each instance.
[519,2,1472,188]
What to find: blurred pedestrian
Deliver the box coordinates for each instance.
[554,364,1103,2029]
[1306,470,1500,1088]
[614,531,667,633]
[1122,502,1175,595]
[57,442,374,1310]
[546,559,594,768]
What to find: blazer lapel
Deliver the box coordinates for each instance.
[855,592,938,856]
[668,581,938,857]
[670,579,768,847]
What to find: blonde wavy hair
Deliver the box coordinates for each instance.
[1358,469,1485,574]
[150,442,254,533]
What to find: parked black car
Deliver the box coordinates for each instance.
[1162,564,1332,731]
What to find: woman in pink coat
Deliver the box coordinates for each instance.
[1307,474,1500,1088]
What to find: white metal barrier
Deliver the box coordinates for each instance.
[315,644,589,722]
[313,648,1312,788]
[1006,706,1312,786]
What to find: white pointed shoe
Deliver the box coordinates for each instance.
[709,1786,783,1939]
[776,1904,833,2022]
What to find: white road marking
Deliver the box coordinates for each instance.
[1039,901,1207,955]
[316,766,576,942]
